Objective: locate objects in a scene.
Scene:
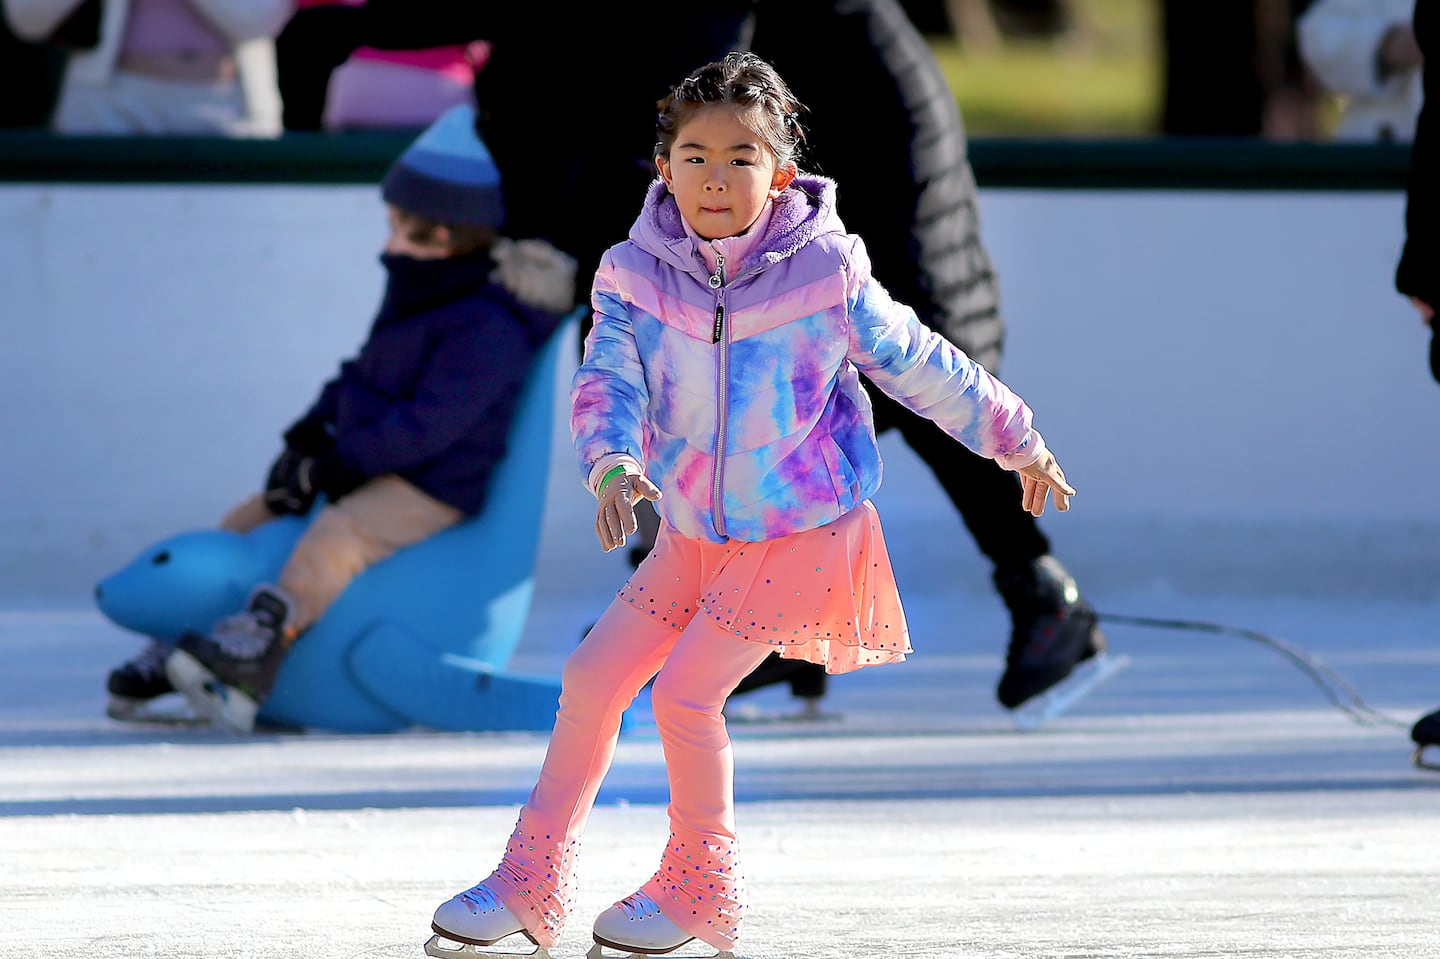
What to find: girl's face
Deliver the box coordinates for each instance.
[655,104,797,241]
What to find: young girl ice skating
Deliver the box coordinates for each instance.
[426,52,1075,959]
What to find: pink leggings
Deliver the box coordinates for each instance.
[486,597,773,952]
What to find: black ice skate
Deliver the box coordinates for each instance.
[1411,708,1440,771]
[105,639,203,723]
[166,586,294,735]
[995,555,1128,730]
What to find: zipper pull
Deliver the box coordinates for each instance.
[710,250,726,343]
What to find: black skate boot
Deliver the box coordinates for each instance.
[995,555,1121,726]
[166,586,294,734]
[105,640,177,721]
[1411,707,1440,770]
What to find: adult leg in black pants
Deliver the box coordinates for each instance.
[729,383,1105,718]
[868,387,1103,711]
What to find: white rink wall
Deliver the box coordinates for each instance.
[1,184,1436,604]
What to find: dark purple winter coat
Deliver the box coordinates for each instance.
[285,251,561,516]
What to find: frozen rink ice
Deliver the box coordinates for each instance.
[3,558,1438,959]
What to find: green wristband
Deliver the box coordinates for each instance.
[598,464,629,493]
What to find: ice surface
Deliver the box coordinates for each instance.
[3,531,1437,958]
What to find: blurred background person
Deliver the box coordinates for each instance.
[1,0,291,136]
[1161,0,1322,138]
[1298,0,1424,141]
[741,0,1111,719]
[1395,0,1434,335]
[276,0,484,133]
[0,7,66,127]
[900,0,1078,48]
[1391,0,1435,763]
[275,0,1110,722]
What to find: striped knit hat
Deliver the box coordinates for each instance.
[381,104,504,228]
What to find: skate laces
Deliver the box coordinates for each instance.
[616,892,663,920]
[458,883,505,913]
[129,640,170,680]
[209,612,274,659]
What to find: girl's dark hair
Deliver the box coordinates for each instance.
[655,52,807,167]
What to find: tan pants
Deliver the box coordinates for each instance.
[219,476,463,634]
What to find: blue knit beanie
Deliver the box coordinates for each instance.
[381,104,504,228]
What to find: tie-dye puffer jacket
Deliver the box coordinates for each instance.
[571,175,1041,544]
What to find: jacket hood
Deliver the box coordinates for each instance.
[628,174,846,277]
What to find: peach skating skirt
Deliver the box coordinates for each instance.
[617,500,911,673]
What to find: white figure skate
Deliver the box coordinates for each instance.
[587,891,735,959]
[426,882,550,959]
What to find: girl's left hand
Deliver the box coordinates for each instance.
[1017,450,1075,517]
[596,471,663,552]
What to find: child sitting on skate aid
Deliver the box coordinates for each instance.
[103,105,576,733]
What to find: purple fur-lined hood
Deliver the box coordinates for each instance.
[628,174,845,279]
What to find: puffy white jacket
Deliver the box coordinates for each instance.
[2,0,292,135]
[1298,0,1423,141]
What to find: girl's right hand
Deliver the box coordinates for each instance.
[1016,450,1076,517]
[596,471,663,552]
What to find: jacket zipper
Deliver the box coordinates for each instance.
[710,251,729,538]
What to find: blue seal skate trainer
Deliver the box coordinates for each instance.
[95,318,578,734]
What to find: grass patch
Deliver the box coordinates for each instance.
[929,0,1161,137]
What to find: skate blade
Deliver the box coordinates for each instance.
[1011,652,1131,732]
[105,695,208,726]
[164,650,260,735]
[587,940,734,959]
[1412,745,1440,772]
[425,933,551,959]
